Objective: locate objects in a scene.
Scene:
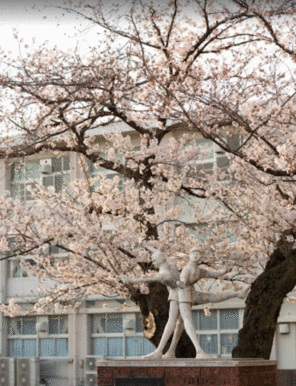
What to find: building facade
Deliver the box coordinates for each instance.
[0,130,295,386]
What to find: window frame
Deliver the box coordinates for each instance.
[90,313,124,358]
[9,154,71,202]
[6,257,38,279]
[7,315,69,358]
[42,155,71,194]
[7,316,37,358]
[39,315,69,358]
[90,312,154,358]
[192,308,241,357]
[178,135,241,183]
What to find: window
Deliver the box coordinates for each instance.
[7,315,68,358]
[47,241,69,256]
[126,313,154,357]
[89,153,125,192]
[7,317,37,357]
[42,155,70,193]
[10,159,41,201]
[9,155,71,201]
[91,313,123,357]
[39,315,68,357]
[179,135,241,181]
[7,258,37,278]
[192,308,240,356]
[90,312,154,358]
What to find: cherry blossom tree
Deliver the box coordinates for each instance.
[0,0,296,359]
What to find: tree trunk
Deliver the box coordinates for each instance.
[232,246,296,359]
[131,282,196,358]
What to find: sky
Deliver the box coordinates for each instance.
[0,0,98,54]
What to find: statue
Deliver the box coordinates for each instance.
[121,245,249,359]
[121,245,182,357]
[162,246,249,359]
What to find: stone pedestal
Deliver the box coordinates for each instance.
[96,358,278,386]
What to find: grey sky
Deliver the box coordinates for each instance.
[0,0,77,24]
[0,0,95,53]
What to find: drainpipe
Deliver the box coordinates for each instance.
[73,307,77,386]
[0,257,7,356]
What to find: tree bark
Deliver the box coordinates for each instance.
[232,246,296,359]
[131,282,196,358]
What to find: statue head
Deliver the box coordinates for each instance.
[189,246,202,263]
[144,245,167,268]
[151,251,167,268]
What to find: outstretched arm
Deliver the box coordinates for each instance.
[121,273,164,285]
[199,267,229,279]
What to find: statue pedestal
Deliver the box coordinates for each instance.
[96,358,278,386]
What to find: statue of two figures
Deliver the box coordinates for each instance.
[121,245,249,359]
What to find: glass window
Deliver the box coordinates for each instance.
[91,337,107,356]
[7,259,37,279]
[42,155,71,193]
[135,313,143,333]
[108,337,123,357]
[7,315,68,358]
[200,310,217,330]
[63,155,70,171]
[8,339,22,358]
[220,310,239,330]
[200,334,218,355]
[192,311,199,330]
[9,160,40,201]
[92,315,106,334]
[48,315,68,335]
[126,336,143,357]
[9,155,70,200]
[52,157,62,173]
[23,318,36,335]
[48,318,59,335]
[221,333,238,355]
[51,155,70,173]
[59,316,69,334]
[7,317,36,335]
[7,260,22,278]
[106,314,123,333]
[126,336,154,357]
[91,313,123,357]
[23,339,37,357]
[9,339,37,358]
[143,338,155,355]
[7,317,37,358]
[192,308,241,356]
[90,312,154,358]
[39,338,68,357]
[42,173,70,193]
[40,338,55,357]
[21,259,37,278]
[55,174,63,192]
[8,319,22,336]
[40,316,68,357]
[56,338,68,356]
